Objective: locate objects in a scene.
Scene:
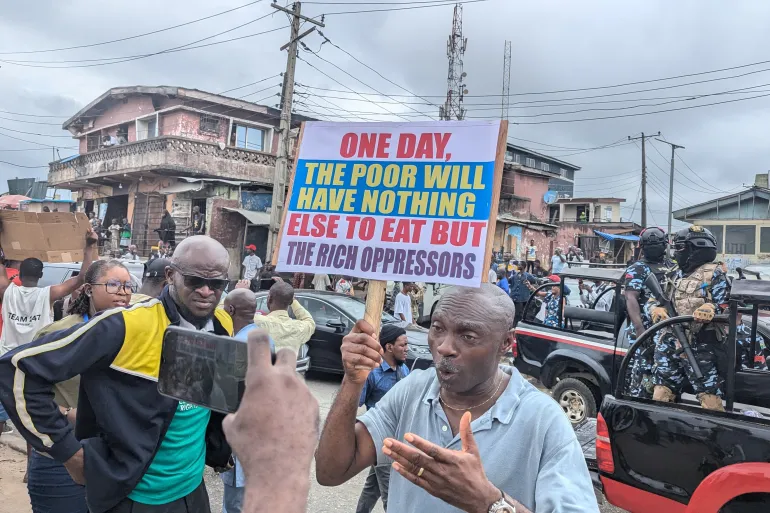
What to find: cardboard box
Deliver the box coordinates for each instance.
[0,211,90,263]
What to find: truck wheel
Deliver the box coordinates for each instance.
[551,378,597,425]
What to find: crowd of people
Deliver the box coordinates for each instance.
[0,225,604,513]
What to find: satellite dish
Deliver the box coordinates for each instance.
[543,191,558,204]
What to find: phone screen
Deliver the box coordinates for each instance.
[158,326,249,414]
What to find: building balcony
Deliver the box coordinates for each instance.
[48,136,280,187]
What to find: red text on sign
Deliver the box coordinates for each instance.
[287,213,340,238]
[430,220,486,247]
[381,218,427,244]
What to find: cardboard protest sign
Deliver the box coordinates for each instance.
[275,120,508,289]
[0,211,90,262]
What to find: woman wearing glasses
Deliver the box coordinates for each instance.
[27,259,134,513]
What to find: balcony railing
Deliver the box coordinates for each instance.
[49,136,280,186]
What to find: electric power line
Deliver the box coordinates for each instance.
[0,1,266,55]
[508,91,770,125]
[313,0,491,16]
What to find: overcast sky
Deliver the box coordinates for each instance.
[2,0,769,229]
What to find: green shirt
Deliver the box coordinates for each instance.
[128,401,210,504]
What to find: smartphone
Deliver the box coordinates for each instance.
[157,326,274,414]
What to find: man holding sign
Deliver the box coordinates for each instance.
[315,285,598,512]
[280,120,596,511]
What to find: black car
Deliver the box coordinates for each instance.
[254,290,433,374]
[514,267,628,424]
[594,278,770,513]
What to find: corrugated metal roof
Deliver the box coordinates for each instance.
[221,207,270,226]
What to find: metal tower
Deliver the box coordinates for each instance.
[439,3,468,121]
[501,40,511,120]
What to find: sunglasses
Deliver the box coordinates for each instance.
[172,266,228,291]
[94,280,137,294]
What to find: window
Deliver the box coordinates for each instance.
[560,167,567,177]
[724,225,755,254]
[760,227,770,253]
[702,225,725,253]
[541,162,550,172]
[505,150,513,162]
[525,157,536,168]
[199,114,220,134]
[513,153,521,164]
[136,116,157,141]
[232,124,266,151]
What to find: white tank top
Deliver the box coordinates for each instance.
[0,284,52,356]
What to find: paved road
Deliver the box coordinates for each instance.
[2,373,624,512]
[211,373,625,513]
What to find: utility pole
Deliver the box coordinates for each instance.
[439,3,468,120]
[656,138,685,244]
[501,41,511,121]
[628,131,660,227]
[267,2,324,260]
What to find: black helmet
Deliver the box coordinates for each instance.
[639,226,667,262]
[674,225,717,272]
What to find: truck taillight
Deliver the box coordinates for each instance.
[596,412,615,473]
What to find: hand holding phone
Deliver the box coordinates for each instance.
[158,326,275,413]
[222,330,320,509]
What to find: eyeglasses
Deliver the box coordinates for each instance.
[172,266,228,291]
[94,280,137,294]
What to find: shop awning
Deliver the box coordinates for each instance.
[222,207,271,226]
[594,230,639,242]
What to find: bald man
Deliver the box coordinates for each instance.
[221,287,275,513]
[316,284,599,513]
[0,236,235,513]
[254,279,315,354]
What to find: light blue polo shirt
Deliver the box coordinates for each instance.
[358,366,599,513]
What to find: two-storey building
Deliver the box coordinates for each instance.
[48,85,315,269]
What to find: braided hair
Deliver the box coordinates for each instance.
[67,259,129,317]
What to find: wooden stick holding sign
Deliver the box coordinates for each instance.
[273,119,508,368]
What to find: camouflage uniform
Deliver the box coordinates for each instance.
[653,264,730,398]
[408,285,424,324]
[543,292,561,328]
[737,324,768,371]
[622,261,658,398]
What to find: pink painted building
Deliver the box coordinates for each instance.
[48,86,316,264]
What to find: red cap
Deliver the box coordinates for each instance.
[548,275,561,283]
[245,244,257,251]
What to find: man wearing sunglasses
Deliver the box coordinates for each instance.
[0,236,235,513]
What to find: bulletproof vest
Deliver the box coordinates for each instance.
[673,262,721,316]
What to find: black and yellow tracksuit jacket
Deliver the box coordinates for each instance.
[0,287,233,513]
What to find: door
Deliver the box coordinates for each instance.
[295,296,349,373]
[132,193,165,257]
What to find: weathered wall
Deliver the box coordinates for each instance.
[90,96,155,132]
[512,171,549,220]
[161,110,228,143]
[207,197,245,278]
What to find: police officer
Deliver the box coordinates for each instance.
[623,227,671,398]
[650,226,729,411]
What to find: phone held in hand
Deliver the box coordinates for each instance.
[158,326,275,414]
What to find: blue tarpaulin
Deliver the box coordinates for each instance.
[594,230,639,242]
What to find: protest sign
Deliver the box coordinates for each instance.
[275,120,508,330]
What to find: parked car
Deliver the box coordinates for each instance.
[593,277,770,513]
[40,261,144,288]
[254,290,433,374]
[513,267,627,424]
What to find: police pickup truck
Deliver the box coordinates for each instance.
[513,266,628,424]
[594,278,770,513]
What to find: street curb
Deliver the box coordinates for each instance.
[0,432,27,455]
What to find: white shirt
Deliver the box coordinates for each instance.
[242,254,263,280]
[336,279,353,296]
[0,284,52,355]
[488,269,498,284]
[312,273,331,291]
[393,292,413,325]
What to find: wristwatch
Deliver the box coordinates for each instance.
[488,490,516,513]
